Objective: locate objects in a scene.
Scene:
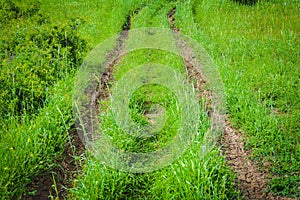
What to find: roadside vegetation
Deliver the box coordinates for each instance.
[186,0,299,197]
[0,0,87,198]
[0,0,298,199]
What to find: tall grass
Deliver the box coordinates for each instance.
[69,0,240,199]
[188,0,299,197]
[2,0,297,198]
[0,0,85,198]
[0,0,152,198]
[0,76,74,199]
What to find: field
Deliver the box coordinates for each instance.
[0,0,299,199]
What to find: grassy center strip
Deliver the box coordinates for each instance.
[70,1,239,199]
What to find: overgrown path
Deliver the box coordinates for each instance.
[22,4,296,200]
[167,7,295,200]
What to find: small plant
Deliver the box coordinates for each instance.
[232,0,258,5]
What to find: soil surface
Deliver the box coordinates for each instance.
[222,121,295,200]
[22,127,85,200]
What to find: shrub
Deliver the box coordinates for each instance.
[0,13,87,117]
[0,0,40,24]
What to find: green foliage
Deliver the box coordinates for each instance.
[268,175,300,198]
[102,83,180,153]
[0,0,40,24]
[0,76,74,199]
[70,1,239,199]
[232,0,258,6]
[0,12,87,117]
[150,149,240,199]
[2,0,298,198]
[190,0,299,197]
[0,1,87,198]
[70,149,240,199]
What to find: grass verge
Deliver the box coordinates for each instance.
[188,0,299,197]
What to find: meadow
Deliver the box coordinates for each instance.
[0,0,298,199]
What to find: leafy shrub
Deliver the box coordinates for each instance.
[0,0,40,24]
[0,14,87,117]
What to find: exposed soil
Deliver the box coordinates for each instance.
[168,7,213,112]
[167,6,296,200]
[91,30,128,108]
[22,127,85,200]
[221,121,296,200]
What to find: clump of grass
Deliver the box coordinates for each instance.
[102,83,180,153]
[150,148,240,199]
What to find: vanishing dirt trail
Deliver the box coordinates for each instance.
[167,7,295,200]
[22,127,85,200]
[23,5,296,200]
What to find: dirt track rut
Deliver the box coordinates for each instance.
[167,6,296,200]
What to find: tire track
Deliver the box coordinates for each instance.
[167,6,295,200]
[222,122,295,200]
[22,9,139,200]
[79,9,135,144]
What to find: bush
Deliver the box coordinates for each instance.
[0,0,40,24]
[0,11,87,117]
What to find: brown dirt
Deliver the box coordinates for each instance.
[91,30,128,108]
[167,6,297,200]
[168,7,213,113]
[221,121,296,200]
[22,127,85,200]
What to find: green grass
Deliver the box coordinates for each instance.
[40,0,146,47]
[187,0,299,197]
[0,0,142,198]
[0,0,298,199]
[69,1,239,199]
[0,0,84,198]
[69,150,239,199]
[0,76,74,199]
